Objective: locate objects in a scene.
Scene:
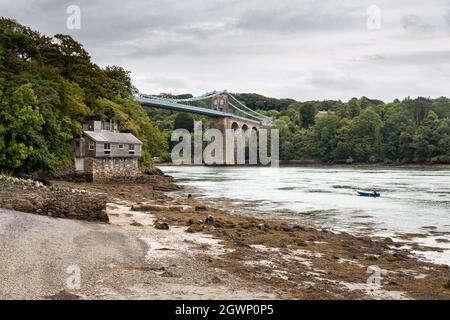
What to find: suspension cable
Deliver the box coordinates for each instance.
[138,90,269,122]
[228,102,263,121]
[227,93,268,119]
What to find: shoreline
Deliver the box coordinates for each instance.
[1,173,450,299]
[156,162,450,170]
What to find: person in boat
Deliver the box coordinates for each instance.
[373,190,379,197]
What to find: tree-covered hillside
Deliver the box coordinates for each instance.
[150,93,450,164]
[250,96,450,163]
[0,18,167,174]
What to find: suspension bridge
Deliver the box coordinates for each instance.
[134,90,273,126]
[135,90,274,164]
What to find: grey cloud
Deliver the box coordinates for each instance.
[235,0,366,34]
[401,14,437,34]
[139,76,190,89]
[2,0,450,101]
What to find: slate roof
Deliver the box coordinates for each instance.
[84,130,143,144]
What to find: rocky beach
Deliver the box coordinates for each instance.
[1,170,450,300]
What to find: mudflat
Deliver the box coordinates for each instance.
[1,178,450,299]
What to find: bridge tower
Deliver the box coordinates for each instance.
[210,95,229,113]
[208,116,261,165]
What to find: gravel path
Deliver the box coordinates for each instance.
[0,208,146,299]
[0,207,276,300]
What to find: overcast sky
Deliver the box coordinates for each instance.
[2,0,450,101]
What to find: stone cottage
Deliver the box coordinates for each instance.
[73,121,143,181]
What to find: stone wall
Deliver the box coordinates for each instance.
[63,157,142,182]
[60,157,182,188]
[91,157,141,182]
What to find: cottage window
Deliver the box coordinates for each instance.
[75,141,80,148]
[128,144,135,155]
[104,143,111,155]
[89,142,95,150]
[119,144,124,149]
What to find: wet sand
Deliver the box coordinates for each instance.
[0,207,274,299]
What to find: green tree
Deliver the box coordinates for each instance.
[299,102,317,128]
[312,115,339,161]
[174,112,195,132]
[0,84,44,168]
[347,107,383,162]
[103,65,137,98]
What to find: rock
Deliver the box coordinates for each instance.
[160,271,177,278]
[131,204,163,212]
[154,220,169,230]
[204,215,214,225]
[365,255,379,262]
[384,237,394,243]
[130,221,143,227]
[379,253,397,262]
[295,239,307,247]
[13,199,34,213]
[225,222,236,229]
[393,252,409,260]
[210,276,223,284]
[359,237,373,245]
[232,238,250,247]
[46,290,82,300]
[281,225,294,232]
[168,205,184,212]
[444,280,450,290]
[293,225,306,231]
[257,223,267,231]
[186,223,203,233]
[195,205,207,211]
[213,220,224,228]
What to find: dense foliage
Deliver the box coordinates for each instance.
[254,96,450,163]
[0,18,167,174]
[149,93,449,164]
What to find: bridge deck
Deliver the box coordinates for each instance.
[136,95,261,124]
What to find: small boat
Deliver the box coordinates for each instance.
[357,191,380,198]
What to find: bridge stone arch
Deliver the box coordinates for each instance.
[209,116,262,164]
[231,122,240,132]
[241,124,249,136]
